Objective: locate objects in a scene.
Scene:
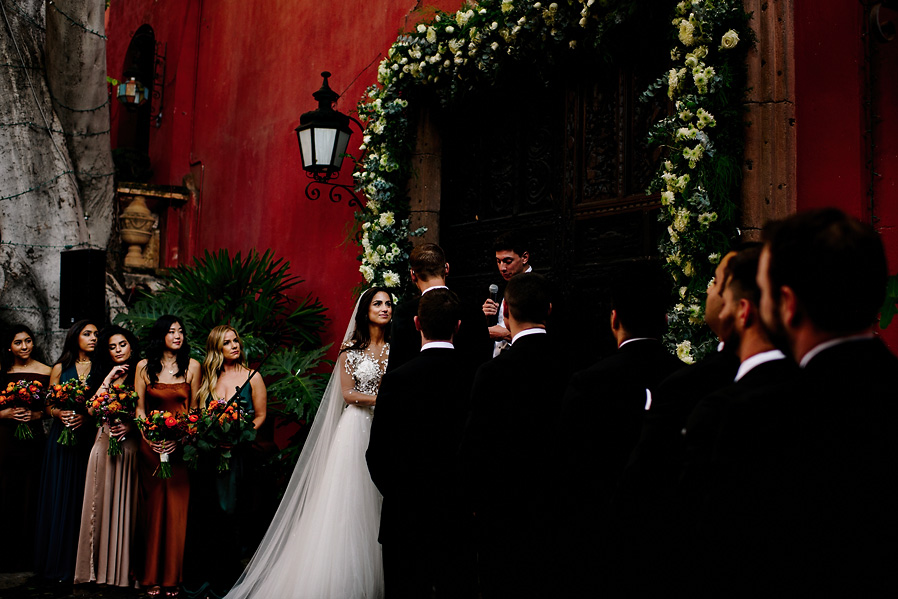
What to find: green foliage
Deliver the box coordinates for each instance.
[879,274,898,329]
[262,345,332,425]
[116,249,327,358]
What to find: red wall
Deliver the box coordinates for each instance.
[794,0,898,349]
[107,0,461,344]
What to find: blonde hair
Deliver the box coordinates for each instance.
[198,325,247,405]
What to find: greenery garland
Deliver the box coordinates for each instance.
[353,0,753,361]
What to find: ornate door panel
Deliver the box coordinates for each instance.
[440,67,667,367]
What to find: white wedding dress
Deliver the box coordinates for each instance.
[225,309,387,599]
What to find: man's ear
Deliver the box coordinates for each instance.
[409,269,418,283]
[738,298,753,329]
[520,251,529,265]
[454,320,461,336]
[413,315,422,332]
[444,262,450,277]
[779,285,799,329]
[502,301,510,321]
[547,301,553,318]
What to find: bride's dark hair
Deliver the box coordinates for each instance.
[340,287,392,354]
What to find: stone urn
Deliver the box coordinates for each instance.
[120,195,156,268]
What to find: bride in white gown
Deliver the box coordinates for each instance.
[225,288,393,599]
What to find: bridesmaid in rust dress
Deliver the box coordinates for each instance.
[135,316,200,598]
[0,325,51,573]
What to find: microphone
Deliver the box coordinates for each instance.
[488,284,499,326]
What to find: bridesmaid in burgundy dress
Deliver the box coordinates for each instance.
[135,316,200,598]
[0,325,51,572]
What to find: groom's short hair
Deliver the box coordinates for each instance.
[417,288,460,340]
[505,273,550,324]
[409,243,447,281]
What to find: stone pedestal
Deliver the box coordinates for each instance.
[120,195,156,268]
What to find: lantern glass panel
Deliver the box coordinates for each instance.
[332,130,351,169]
[314,128,338,167]
[298,128,314,169]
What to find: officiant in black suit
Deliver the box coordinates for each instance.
[366,288,477,599]
[709,208,898,597]
[459,273,568,599]
[387,243,490,373]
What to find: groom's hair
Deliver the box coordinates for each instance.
[409,243,447,281]
[505,273,550,324]
[417,288,460,341]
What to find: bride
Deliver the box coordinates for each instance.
[225,288,393,599]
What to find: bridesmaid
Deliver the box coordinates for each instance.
[0,325,51,572]
[34,319,100,581]
[135,315,200,598]
[184,326,267,597]
[74,325,141,587]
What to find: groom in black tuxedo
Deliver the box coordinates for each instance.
[459,273,568,599]
[366,288,477,599]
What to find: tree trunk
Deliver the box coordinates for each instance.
[0,0,114,358]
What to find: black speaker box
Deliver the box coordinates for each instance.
[59,249,107,329]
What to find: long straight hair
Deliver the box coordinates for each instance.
[198,325,247,405]
[96,325,141,388]
[143,315,191,385]
[340,287,392,354]
[56,319,98,371]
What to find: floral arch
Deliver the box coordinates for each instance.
[352,0,753,362]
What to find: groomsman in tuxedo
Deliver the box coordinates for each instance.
[556,262,682,595]
[612,248,741,594]
[460,273,565,599]
[676,245,797,595]
[717,208,897,596]
[388,243,490,372]
[367,288,477,599]
[481,232,533,357]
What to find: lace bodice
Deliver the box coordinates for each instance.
[343,344,389,396]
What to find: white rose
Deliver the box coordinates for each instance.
[720,29,740,50]
[426,27,437,43]
[446,26,455,34]
[417,24,426,34]
[360,265,375,283]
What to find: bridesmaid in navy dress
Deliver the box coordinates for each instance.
[34,320,100,581]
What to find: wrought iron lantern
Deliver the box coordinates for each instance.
[295,72,363,208]
[116,76,149,106]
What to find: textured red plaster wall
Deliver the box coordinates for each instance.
[107,0,463,346]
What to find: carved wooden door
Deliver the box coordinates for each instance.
[440,66,667,368]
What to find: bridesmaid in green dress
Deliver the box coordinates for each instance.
[184,325,266,598]
[0,325,51,572]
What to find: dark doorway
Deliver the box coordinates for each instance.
[117,25,156,154]
[440,63,668,370]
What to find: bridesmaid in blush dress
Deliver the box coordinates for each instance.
[34,320,100,582]
[0,325,51,573]
[74,326,141,587]
[135,316,200,598]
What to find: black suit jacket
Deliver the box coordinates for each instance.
[459,332,568,527]
[706,338,898,597]
[618,346,739,497]
[366,346,476,546]
[558,339,683,511]
[387,293,490,373]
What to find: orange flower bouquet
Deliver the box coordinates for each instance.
[182,398,256,473]
[91,386,139,456]
[0,380,44,440]
[46,379,91,446]
[135,410,195,478]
